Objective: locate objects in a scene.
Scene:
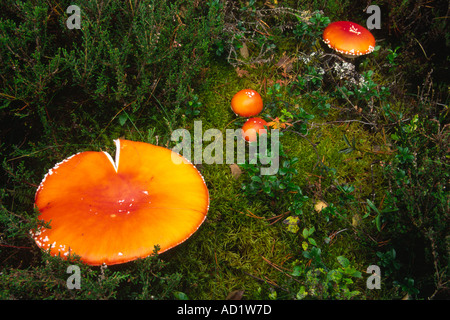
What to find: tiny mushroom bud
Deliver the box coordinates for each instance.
[242,117,267,143]
[323,21,375,58]
[231,89,263,117]
[31,139,209,266]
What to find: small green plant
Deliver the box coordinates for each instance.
[386,46,400,68]
[267,83,283,100]
[240,142,309,218]
[292,64,325,92]
[332,70,390,114]
[393,277,420,297]
[365,198,398,232]
[290,227,362,299]
[185,94,202,117]
[339,134,357,154]
[376,248,401,277]
[294,13,330,47]
[300,226,317,251]
[124,246,184,300]
[241,152,299,198]
[0,252,128,299]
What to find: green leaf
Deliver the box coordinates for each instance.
[291,265,303,277]
[308,238,317,246]
[283,216,300,225]
[352,270,362,278]
[268,290,277,300]
[296,286,308,300]
[173,291,189,300]
[310,246,321,258]
[343,134,351,147]
[339,147,354,154]
[375,213,382,232]
[287,224,299,233]
[302,228,309,239]
[251,175,262,183]
[302,251,311,259]
[337,256,350,268]
[302,241,308,250]
[366,199,381,214]
[283,216,300,233]
[118,113,127,126]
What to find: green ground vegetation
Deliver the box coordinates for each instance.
[1,0,448,300]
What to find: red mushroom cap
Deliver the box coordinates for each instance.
[32,139,209,266]
[322,21,375,57]
[231,89,263,117]
[242,117,268,142]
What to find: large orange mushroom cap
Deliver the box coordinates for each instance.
[32,139,209,266]
[323,21,375,57]
[231,89,263,117]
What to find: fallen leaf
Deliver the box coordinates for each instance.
[235,67,249,78]
[302,241,308,251]
[275,52,295,73]
[226,290,245,300]
[283,216,300,233]
[240,42,249,59]
[352,214,362,227]
[230,163,242,179]
[314,200,328,213]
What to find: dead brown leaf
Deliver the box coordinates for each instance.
[275,52,295,73]
[230,163,242,179]
[235,67,250,78]
[239,42,249,59]
[226,290,245,300]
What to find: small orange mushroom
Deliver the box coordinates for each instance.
[241,117,268,142]
[231,89,263,117]
[32,139,209,266]
[323,21,375,58]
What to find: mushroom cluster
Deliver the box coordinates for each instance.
[32,139,209,266]
[230,89,267,142]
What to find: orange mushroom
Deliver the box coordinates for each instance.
[242,117,268,142]
[322,21,375,58]
[32,139,209,266]
[231,89,263,117]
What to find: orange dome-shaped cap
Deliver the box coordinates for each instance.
[231,89,263,117]
[242,117,268,142]
[32,139,209,266]
[323,21,375,57]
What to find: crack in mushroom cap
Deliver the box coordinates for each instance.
[32,139,209,266]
